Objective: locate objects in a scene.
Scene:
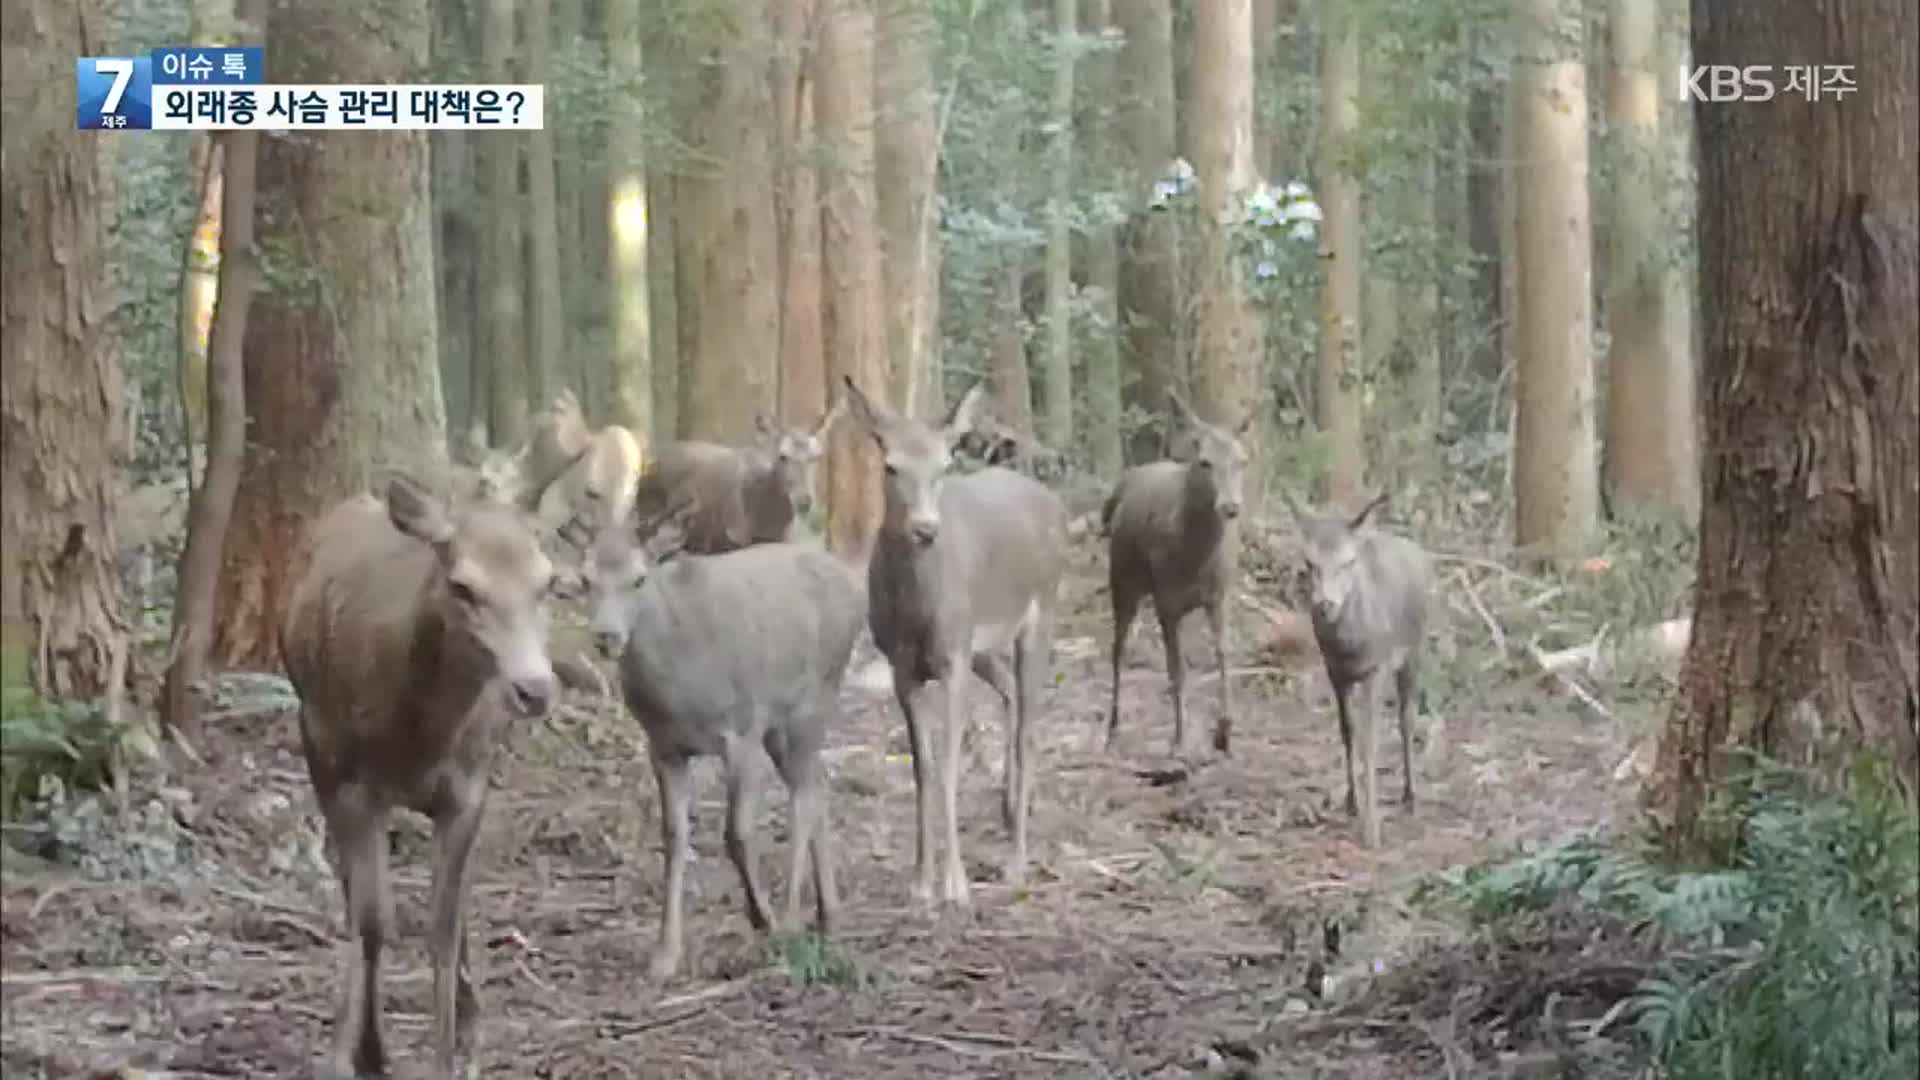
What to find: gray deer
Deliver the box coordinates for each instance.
[843,376,1070,908]
[1290,492,1432,849]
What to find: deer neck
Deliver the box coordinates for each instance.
[1177,467,1227,544]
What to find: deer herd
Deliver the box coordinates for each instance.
[279,378,1434,1078]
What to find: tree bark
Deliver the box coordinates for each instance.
[0,0,129,702]
[1083,0,1125,476]
[647,173,680,442]
[1510,0,1598,556]
[162,0,264,743]
[1603,0,1696,518]
[817,0,889,558]
[481,0,525,447]
[525,0,564,415]
[1040,0,1077,450]
[215,0,444,668]
[775,0,828,426]
[1316,1,1365,507]
[175,0,238,448]
[875,0,943,422]
[1114,0,1180,463]
[605,0,652,437]
[1654,0,1919,843]
[677,8,781,443]
[1190,0,1262,459]
[991,260,1037,436]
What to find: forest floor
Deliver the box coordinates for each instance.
[1,533,1655,1079]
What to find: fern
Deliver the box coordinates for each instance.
[1429,753,1920,1078]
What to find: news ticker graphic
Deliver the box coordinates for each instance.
[78,46,543,130]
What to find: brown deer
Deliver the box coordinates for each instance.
[843,376,1070,907]
[281,477,558,1079]
[1103,389,1253,756]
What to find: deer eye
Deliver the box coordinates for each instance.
[449,581,479,606]
[883,463,899,477]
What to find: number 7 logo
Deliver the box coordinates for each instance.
[95,58,134,113]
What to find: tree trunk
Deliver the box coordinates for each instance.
[1603,0,1695,518]
[176,0,238,448]
[162,0,263,742]
[677,9,781,443]
[0,0,129,702]
[552,0,587,395]
[525,0,563,415]
[1083,0,1124,476]
[481,0,525,447]
[647,173,679,442]
[992,259,1037,436]
[817,0,889,559]
[1189,0,1262,460]
[216,0,444,669]
[1251,0,1278,179]
[1316,2,1365,507]
[875,0,942,422]
[1114,0,1179,462]
[1040,0,1078,450]
[604,0,652,437]
[776,0,828,426]
[1654,0,1919,844]
[1510,0,1598,557]
[431,0,478,443]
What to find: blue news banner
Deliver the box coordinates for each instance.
[77,46,262,130]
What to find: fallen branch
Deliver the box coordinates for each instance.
[1525,640,1614,721]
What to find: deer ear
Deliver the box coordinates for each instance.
[1349,492,1389,530]
[842,376,886,434]
[814,394,846,440]
[945,382,987,439]
[387,477,456,547]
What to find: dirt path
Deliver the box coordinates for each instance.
[2,554,1627,1078]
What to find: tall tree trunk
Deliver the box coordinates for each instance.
[553,0,587,395]
[1251,0,1278,178]
[482,0,526,447]
[1040,0,1078,450]
[216,0,445,668]
[162,0,263,742]
[0,0,129,702]
[1510,0,1598,557]
[1083,0,1124,475]
[604,0,652,436]
[176,0,238,448]
[992,260,1037,436]
[677,9,780,443]
[1603,0,1695,517]
[1316,2,1365,506]
[817,0,889,559]
[432,0,479,443]
[525,0,563,415]
[1655,0,1919,844]
[776,0,828,425]
[1190,0,1263,460]
[875,0,943,422]
[1114,0,1179,462]
[648,174,680,442]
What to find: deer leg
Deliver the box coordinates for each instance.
[427,781,487,1080]
[1207,600,1233,755]
[1157,610,1188,756]
[1007,616,1048,889]
[1106,588,1140,751]
[893,671,938,904]
[1356,675,1383,850]
[940,651,973,908]
[768,714,835,933]
[969,652,1017,832]
[721,735,773,933]
[1332,681,1359,817]
[649,751,694,980]
[319,784,390,1080]
[1394,659,1420,809]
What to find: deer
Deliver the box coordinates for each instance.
[1288,492,1432,850]
[1103,389,1254,757]
[842,375,1070,908]
[582,505,860,980]
[280,477,559,1080]
[630,401,841,554]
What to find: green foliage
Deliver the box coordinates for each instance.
[0,690,126,822]
[1422,756,1920,1078]
[769,929,865,989]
